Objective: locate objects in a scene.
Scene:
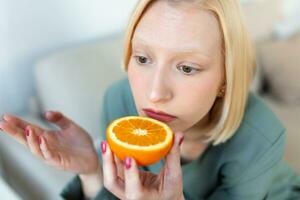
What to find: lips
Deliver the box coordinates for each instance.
[142,109,177,123]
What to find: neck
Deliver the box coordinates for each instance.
[184,112,211,142]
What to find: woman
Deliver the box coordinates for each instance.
[1,0,299,199]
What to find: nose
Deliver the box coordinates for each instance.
[149,67,173,104]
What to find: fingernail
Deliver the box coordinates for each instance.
[179,136,184,146]
[25,127,30,137]
[101,141,106,154]
[38,136,42,145]
[125,157,132,169]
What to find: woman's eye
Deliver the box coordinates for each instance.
[134,55,149,64]
[177,65,199,75]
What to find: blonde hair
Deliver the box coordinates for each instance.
[121,0,256,145]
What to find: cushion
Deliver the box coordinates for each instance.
[34,32,127,140]
[256,33,300,104]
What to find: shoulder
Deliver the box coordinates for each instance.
[102,76,137,119]
[104,76,131,98]
[207,94,289,194]
[242,92,285,143]
[216,92,286,178]
[224,92,286,149]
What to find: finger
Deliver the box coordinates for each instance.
[40,136,54,160]
[101,141,124,198]
[25,126,44,160]
[0,121,27,146]
[2,113,43,132]
[3,114,45,135]
[114,155,125,180]
[44,111,73,130]
[2,113,30,129]
[40,136,64,169]
[163,132,184,182]
[124,157,143,199]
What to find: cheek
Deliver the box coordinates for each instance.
[127,61,147,102]
[175,72,221,115]
[179,75,219,101]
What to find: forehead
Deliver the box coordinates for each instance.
[132,1,222,56]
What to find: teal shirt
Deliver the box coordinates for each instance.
[61,77,300,200]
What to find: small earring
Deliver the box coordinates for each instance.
[217,86,226,98]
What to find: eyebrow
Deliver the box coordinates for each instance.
[132,36,212,61]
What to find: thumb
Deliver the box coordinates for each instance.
[164,132,184,181]
[43,111,73,130]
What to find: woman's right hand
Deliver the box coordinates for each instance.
[0,111,100,175]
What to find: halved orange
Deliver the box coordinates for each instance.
[106,116,174,166]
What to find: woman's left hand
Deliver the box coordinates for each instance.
[101,132,185,200]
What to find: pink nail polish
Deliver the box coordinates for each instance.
[25,128,30,137]
[179,136,184,146]
[125,157,132,169]
[101,141,106,154]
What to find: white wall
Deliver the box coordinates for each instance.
[242,0,300,40]
[274,0,300,39]
[0,0,138,115]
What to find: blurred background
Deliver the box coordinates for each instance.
[0,0,299,199]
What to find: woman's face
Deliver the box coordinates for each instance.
[128,1,224,135]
